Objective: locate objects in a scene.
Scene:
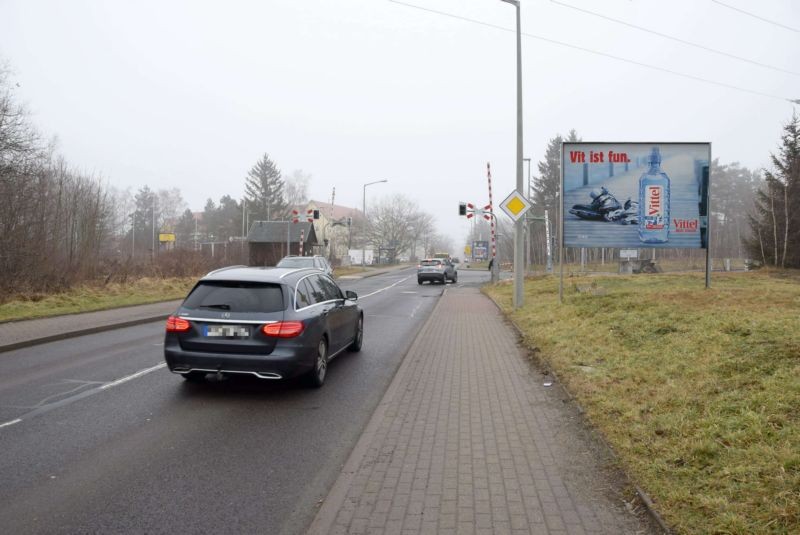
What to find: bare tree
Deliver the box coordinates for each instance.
[366,194,437,263]
[284,169,311,210]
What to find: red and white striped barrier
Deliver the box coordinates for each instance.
[487,162,496,261]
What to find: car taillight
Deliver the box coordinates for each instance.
[262,321,305,338]
[166,315,191,332]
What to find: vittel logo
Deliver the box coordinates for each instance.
[673,218,698,232]
[647,186,663,216]
[645,185,664,230]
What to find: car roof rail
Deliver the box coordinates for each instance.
[205,265,248,276]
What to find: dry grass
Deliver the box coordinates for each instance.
[333,266,370,277]
[0,277,195,323]
[485,270,800,534]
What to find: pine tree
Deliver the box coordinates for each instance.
[133,186,155,253]
[175,208,197,248]
[244,153,288,221]
[746,113,800,267]
[531,129,581,244]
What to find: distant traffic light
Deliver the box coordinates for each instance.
[313,209,320,220]
[458,202,467,216]
[346,216,352,227]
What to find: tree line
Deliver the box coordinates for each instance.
[0,65,120,294]
[0,67,449,299]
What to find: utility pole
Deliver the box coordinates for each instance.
[242,199,247,262]
[500,0,525,308]
[130,213,135,259]
[330,186,336,261]
[151,195,156,261]
[362,179,388,265]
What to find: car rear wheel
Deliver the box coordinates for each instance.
[308,337,328,388]
[441,275,446,284]
[349,315,363,352]
[182,371,207,383]
[417,279,423,285]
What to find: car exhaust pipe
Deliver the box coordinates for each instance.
[253,372,282,379]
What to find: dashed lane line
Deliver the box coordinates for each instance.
[0,418,22,429]
[358,276,411,299]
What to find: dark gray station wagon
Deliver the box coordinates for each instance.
[164,266,363,387]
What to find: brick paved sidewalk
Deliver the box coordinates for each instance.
[309,286,656,535]
[0,300,181,352]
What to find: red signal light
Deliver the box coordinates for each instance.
[166,316,191,332]
[262,321,305,338]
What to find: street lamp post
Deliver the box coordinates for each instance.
[500,0,524,308]
[362,179,388,266]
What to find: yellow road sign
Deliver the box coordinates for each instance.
[499,190,532,221]
[159,233,176,242]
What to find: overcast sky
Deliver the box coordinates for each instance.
[1,0,797,250]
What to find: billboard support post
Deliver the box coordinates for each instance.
[545,209,553,273]
[705,149,712,289]
[559,148,564,304]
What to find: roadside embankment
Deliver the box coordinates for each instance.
[484,270,800,534]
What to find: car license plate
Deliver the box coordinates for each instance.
[203,324,250,338]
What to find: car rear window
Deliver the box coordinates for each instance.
[277,257,314,268]
[182,281,285,313]
[420,260,441,266]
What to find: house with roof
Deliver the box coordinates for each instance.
[301,200,362,264]
[246,221,318,266]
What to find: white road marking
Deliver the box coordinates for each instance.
[100,363,167,390]
[0,418,22,429]
[359,276,411,299]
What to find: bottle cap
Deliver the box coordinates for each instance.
[648,147,661,166]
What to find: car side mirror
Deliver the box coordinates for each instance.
[346,290,358,301]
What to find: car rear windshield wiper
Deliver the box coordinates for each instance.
[200,303,231,310]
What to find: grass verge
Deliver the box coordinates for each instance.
[333,266,370,277]
[0,277,195,323]
[484,270,800,534]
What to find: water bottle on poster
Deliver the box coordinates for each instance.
[638,147,670,243]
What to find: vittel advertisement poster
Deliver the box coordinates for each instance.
[561,142,710,249]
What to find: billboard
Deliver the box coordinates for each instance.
[562,142,710,249]
[472,241,489,260]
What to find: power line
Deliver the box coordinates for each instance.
[711,0,800,34]
[387,0,793,102]
[550,0,800,77]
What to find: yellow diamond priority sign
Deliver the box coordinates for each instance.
[499,190,532,222]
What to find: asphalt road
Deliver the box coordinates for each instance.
[0,267,490,534]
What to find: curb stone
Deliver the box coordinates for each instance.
[482,286,673,535]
